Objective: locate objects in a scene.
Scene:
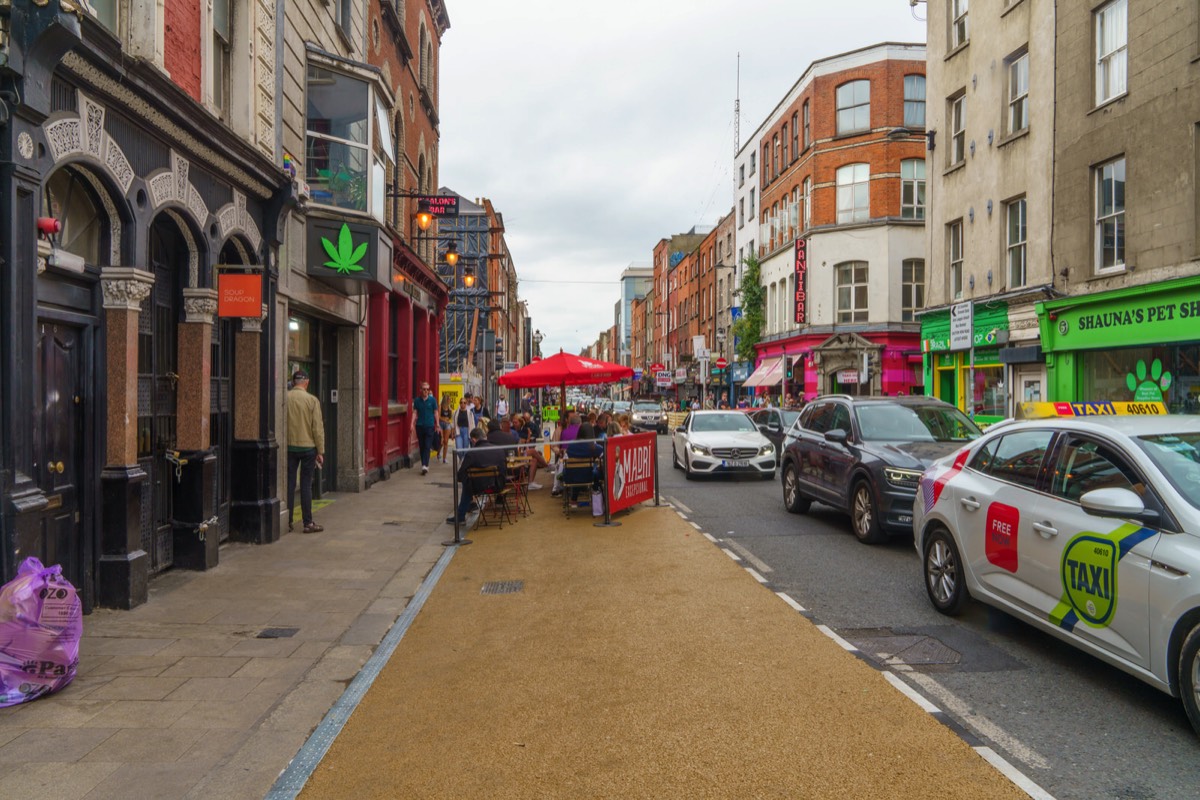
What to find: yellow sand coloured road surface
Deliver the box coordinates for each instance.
[300,494,1027,799]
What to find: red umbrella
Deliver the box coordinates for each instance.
[498,350,633,388]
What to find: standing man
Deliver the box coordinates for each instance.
[412,381,439,475]
[286,370,324,534]
[495,394,509,419]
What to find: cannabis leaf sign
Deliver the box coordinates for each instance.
[320,224,368,275]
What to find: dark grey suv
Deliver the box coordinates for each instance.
[780,395,981,543]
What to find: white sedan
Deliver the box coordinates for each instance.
[671,410,776,480]
[913,403,1200,735]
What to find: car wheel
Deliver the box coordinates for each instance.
[1179,624,1200,737]
[923,527,969,615]
[672,444,681,469]
[851,480,886,544]
[684,453,696,480]
[783,465,812,514]
[762,470,775,481]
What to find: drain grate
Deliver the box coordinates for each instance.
[481,580,524,595]
[257,627,300,639]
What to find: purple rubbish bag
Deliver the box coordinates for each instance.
[0,557,81,707]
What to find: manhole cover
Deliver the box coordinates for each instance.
[257,627,300,639]
[842,630,961,667]
[481,580,524,595]
[893,637,961,666]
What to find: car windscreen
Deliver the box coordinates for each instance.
[781,410,800,428]
[634,403,660,412]
[692,413,757,433]
[856,403,982,443]
[1135,432,1200,510]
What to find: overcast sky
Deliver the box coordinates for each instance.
[438,1,927,357]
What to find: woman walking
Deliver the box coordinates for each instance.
[438,396,455,463]
[454,398,476,453]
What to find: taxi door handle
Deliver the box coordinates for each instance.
[1033,521,1059,538]
[960,497,981,511]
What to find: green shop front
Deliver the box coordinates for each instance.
[1037,275,1200,413]
[920,303,1010,425]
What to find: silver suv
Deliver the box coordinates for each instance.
[632,401,668,434]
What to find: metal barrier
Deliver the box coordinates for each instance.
[445,435,661,544]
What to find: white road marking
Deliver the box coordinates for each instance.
[745,568,768,584]
[701,533,718,543]
[667,497,693,514]
[974,747,1057,800]
[676,512,688,521]
[815,625,857,652]
[689,521,702,531]
[723,540,773,573]
[882,671,940,713]
[775,592,806,613]
[902,671,1051,771]
[721,549,742,562]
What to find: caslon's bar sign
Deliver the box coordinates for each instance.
[419,195,459,217]
[793,238,808,325]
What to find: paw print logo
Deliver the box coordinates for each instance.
[1126,359,1172,402]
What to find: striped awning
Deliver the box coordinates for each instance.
[742,357,783,388]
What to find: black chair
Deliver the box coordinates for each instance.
[466,465,515,528]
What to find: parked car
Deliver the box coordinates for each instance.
[672,410,777,480]
[747,408,801,454]
[913,403,1200,736]
[632,401,668,434]
[780,395,981,543]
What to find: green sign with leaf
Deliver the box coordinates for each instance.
[320,223,368,274]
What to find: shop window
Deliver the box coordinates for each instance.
[1006,51,1029,134]
[971,365,1006,417]
[1095,0,1128,105]
[1007,197,1027,287]
[1095,156,1126,272]
[42,167,103,266]
[902,259,925,322]
[836,80,871,135]
[305,64,393,219]
[836,163,870,224]
[948,220,964,300]
[901,159,925,219]
[904,75,926,128]
[389,297,401,403]
[835,261,869,323]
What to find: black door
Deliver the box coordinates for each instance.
[210,318,233,541]
[138,222,182,574]
[28,322,85,590]
[317,324,337,495]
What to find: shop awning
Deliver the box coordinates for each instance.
[742,357,783,388]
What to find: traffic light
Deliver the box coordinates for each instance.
[786,357,794,380]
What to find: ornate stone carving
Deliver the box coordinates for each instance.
[240,303,269,333]
[44,118,81,162]
[182,288,219,324]
[101,267,155,310]
[214,190,264,255]
[43,91,135,198]
[76,167,122,265]
[80,92,105,159]
[163,208,201,288]
[17,132,33,160]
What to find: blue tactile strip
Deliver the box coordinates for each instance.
[265,545,458,800]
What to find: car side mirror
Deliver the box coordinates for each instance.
[757,424,770,434]
[824,429,849,445]
[676,426,686,434]
[1079,487,1150,521]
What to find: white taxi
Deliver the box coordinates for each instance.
[913,401,1200,735]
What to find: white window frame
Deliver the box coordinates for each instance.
[948,220,964,300]
[949,93,966,166]
[901,159,925,220]
[803,100,811,149]
[1095,0,1128,106]
[836,80,871,135]
[904,75,926,128]
[212,0,232,120]
[836,163,870,224]
[1007,52,1029,134]
[803,176,812,229]
[1006,197,1027,288]
[1094,157,1126,273]
[89,0,118,33]
[835,261,869,323]
[902,259,925,322]
[951,0,969,49]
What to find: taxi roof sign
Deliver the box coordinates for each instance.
[1017,401,1168,419]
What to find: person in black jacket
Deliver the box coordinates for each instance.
[446,428,507,524]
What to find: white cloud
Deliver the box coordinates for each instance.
[439,0,927,354]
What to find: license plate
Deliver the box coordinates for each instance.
[723,459,750,467]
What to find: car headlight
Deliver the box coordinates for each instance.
[759,443,775,455]
[884,467,923,488]
[690,443,710,455]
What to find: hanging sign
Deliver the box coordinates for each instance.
[655,370,673,387]
[794,238,808,325]
[418,195,459,217]
[217,272,262,318]
[838,369,860,384]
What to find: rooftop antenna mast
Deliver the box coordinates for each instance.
[734,52,741,153]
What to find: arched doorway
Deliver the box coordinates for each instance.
[32,166,108,600]
[209,239,252,542]
[137,216,188,574]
